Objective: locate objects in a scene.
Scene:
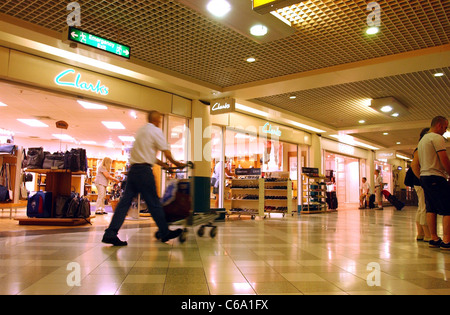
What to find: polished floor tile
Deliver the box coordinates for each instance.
[1,205,450,295]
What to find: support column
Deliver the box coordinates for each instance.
[189,100,211,212]
[310,134,322,174]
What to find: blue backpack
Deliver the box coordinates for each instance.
[27,191,52,218]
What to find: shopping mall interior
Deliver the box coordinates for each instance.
[0,0,449,298]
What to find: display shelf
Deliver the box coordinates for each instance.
[301,174,328,214]
[264,177,293,217]
[227,177,264,219]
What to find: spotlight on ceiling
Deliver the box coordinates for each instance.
[369,97,409,118]
[206,0,231,17]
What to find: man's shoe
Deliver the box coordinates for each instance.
[161,228,183,242]
[429,238,442,248]
[102,235,128,246]
[440,242,450,250]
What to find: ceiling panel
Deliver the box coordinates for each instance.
[253,67,450,128]
[0,0,448,88]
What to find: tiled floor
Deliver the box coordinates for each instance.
[1,204,450,295]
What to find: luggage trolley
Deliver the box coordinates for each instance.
[155,161,219,243]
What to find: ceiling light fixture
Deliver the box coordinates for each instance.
[102,121,125,129]
[235,103,269,117]
[81,140,97,145]
[250,24,268,36]
[118,136,135,142]
[330,135,379,150]
[370,97,409,118]
[380,105,393,113]
[17,119,49,127]
[52,134,74,141]
[78,100,108,110]
[434,72,444,77]
[289,95,296,99]
[366,26,379,35]
[359,120,366,124]
[0,102,7,107]
[206,0,231,18]
[383,132,389,135]
[246,57,256,63]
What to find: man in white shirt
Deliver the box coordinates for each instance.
[416,116,450,249]
[374,169,383,210]
[359,177,370,209]
[102,111,186,246]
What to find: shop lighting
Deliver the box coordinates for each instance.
[287,120,326,133]
[330,134,379,150]
[0,102,7,107]
[102,121,125,130]
[246,57,256,63]
[81,140,97,145]
[380,106,392,113]
[129,111,137,119]
[17,119,49,128]
[206,0,231,17]
[118,136,135,142]
[359,120,366,124]
[52,134,74,141]
[396,154,412,161]
[434,72,444,77]
[77,100,108,110]
[235,103,269,117]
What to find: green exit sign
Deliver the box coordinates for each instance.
[65,26,130,59]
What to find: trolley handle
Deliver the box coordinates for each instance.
[163,161,194,172]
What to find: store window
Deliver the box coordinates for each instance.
[375,160,392,193]
[166,115,188,177]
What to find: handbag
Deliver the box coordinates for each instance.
[0,144,16,155]
[404,167,420,187]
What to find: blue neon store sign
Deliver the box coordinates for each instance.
[54,69,109,95]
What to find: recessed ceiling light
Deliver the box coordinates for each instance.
[118,136,135,142]
[383,132,389,135]
[396,142,401,145]
[380,105,393,113]
[78,100,108,110]
[250,24,268,36]
[391,112,399,117]
[366,26,379,35]
[17,119,49,127]
[52,134,74,141]
[130,111,137,119]
[289,95,296,99]
[246,57,256,63]
[359,120,366,124]
[102,121,125,129]
[433,72,444,77]
[0,102,7,107]
[206,0,231,18]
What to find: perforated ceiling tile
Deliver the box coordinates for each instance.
[0,0,448,88]
[253,68,450,128]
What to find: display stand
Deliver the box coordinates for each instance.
[0,146,24,218]
[264,178,293,217]
[16,169,91,226]
[227,177,264,219]
[301,174,328,214]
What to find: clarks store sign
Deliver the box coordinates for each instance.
[54,69,109,95]
[210,98,235,115]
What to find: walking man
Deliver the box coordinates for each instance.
[102,110,186,246]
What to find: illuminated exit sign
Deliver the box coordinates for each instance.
[253,0,304,14]
[64,26,131,59]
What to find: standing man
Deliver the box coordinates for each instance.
[102,111,186,246]
[374,169,383,210]
[416,116,450,249]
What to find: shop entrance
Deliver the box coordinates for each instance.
[324,152,360,205]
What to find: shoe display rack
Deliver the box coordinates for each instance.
[227,177,264,219]
[264,173,293,217]
[301,174,328,214]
